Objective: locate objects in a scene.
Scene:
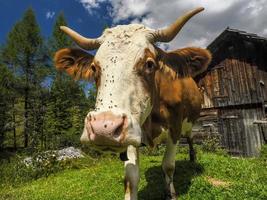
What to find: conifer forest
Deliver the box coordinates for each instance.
[0,8,95,152]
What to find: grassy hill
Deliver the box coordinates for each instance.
[0,149,266,200]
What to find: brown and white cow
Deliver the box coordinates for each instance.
[54,7,211,200]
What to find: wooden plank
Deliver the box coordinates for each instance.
[198,57,267,108]
[253,120,267,124]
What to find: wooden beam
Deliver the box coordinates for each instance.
[253,120,267,124]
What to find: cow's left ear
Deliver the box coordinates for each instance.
[159,47,212,77]
[54,48,95,81]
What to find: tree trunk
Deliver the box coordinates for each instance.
[12,99,17,150]
[0,131,4,150]
[24,90,29,148]
[24,57,30,148]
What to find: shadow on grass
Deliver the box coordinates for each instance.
[139,160,204,200]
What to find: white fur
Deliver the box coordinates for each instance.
[162,135,177,198]
[88,24,156,146]
[124,145,139,200]
[80,126,89,143]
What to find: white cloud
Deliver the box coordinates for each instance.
[242,0,265,17]
[78,0,106,14]
[46,11,55,19]
[177,0,241,13]
[79,0,267,48]
[108,0,150,22]
[261,28,267,36]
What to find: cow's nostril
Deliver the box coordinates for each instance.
[104,124,107,128]
[114,124,123,138]
[113,116,125,138]
[87,115,91,121]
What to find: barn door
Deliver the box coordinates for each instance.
[218,110,245,156]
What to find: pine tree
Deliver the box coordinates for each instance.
[44,12,89,149]
[2,8,48,148]
[0,64,15,150]
[49,12,72,52]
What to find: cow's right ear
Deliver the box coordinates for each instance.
[158,47,211,78]
[54,48,95,80]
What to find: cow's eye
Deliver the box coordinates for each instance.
[145,58,156,72]
[91,63,96,72]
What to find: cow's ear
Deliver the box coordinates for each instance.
[159,47,211,77]
[54,48,95,80]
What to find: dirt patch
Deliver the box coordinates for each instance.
[206,176,231,187]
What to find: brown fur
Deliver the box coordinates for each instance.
[54,46,211,146]
[141,47,211,146]
[54,48,96,80]
[159,47,212,78]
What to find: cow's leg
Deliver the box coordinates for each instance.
[124,145,139,200]
[162,135,177,200]
[187,136,196,162]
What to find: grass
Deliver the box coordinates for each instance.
[0,150,266,200]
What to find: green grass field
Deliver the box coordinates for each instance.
[0,150,266,200]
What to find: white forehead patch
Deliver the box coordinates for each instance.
[96,24,153,60]
[93,24,154,123]
[101,24,152,44]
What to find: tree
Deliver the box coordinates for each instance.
[49,12,72,53]
[2,8,48,148]
[44,13,89,149]
[0,64,15,150]
[0,10,92,151]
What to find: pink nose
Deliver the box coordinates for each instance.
[86,111,127,145]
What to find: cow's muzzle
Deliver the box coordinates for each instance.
[84,111,128,147]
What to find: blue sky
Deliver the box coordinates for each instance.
[1,0,267,49]
[1,0,266,95]
[0,0,114,44]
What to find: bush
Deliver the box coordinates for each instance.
[27,151,62,178]
[202,134,227,155]
[0,155,33,186]
[0,150,93,187]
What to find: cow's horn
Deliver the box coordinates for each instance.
[60,26,101,50]
[151,7,204,43]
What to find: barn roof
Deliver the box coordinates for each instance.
[208,27,267,53]
[206,28,267,70]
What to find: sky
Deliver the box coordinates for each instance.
[1,0,267,50]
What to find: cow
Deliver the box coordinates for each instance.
[54,7,211,200]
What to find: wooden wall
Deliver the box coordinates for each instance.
[197,56,267,156]
[199,58,267,108]
[218,107,264,156]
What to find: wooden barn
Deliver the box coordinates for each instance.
[196,28,267,156]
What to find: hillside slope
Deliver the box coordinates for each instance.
[0,152,266,200]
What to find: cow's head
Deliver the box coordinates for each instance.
[54,7,211,152]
